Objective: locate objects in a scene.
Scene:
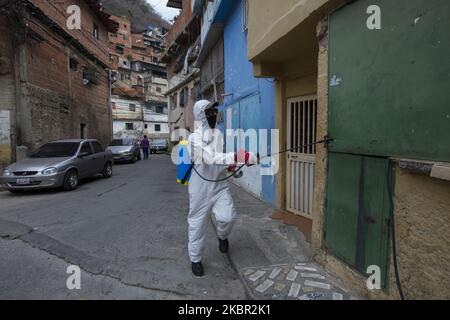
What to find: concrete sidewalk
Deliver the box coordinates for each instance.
[226,183,362,300]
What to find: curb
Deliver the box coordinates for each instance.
[224,252,255,300]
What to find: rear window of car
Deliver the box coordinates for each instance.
[31,142,80,158]
[110,139,133,146]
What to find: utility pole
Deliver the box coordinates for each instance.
[108,68,114,140]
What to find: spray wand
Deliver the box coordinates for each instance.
[192,137,334,183]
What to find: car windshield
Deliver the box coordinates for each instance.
[110,139,134,146]
[30,142,80,158]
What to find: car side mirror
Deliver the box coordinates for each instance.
[78,152,90,158]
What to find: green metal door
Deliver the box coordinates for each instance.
[328,0,450,161]
[324,152,391,288]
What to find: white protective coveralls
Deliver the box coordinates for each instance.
[187,100,237,263]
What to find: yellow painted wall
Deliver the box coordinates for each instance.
[285,75,317,99]
[247,0,330,61]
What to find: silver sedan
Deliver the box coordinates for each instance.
[0,139,114,193]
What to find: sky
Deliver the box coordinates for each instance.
[146,0,181,22]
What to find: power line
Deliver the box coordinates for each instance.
[47,1,111,59]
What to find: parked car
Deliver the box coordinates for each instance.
[150,139,169,154]
[107,138,141,163]
[0,139,113,193]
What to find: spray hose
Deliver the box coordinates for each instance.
[192,137,333,183]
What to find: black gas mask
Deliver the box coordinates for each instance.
[205,102,219,129]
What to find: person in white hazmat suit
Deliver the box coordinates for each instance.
[187,100,257,277]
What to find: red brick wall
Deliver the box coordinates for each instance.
[27,23,71,96]
[109,15,132,48]
[131,50,154,64]
[31,0,111,66]
[132,34,147,49]
[24,7,112,149]
[166,0,192,47]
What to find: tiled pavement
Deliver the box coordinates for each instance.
[227,183,363,300]
[241,263,351,300]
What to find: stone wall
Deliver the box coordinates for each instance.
[311,18,329,252]
[392,167,450,299]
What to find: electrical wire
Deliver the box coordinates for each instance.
[262,138,332,159]
[47,1,111,58]
[387,164,406,300]
[191,138,333,183]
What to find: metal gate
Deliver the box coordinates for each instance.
[286,95,318,218]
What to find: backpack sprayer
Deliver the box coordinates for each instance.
[177,137,334,185]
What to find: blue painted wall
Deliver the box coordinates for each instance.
[220,0,276,206]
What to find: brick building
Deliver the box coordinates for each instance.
[0,0,118,170]
[108,16,169,140]
[161,0,201,143]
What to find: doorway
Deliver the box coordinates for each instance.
[80,123,86,139]
[286,95,318,219]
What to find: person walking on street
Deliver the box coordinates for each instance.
[187,100,257,277]
[141,135,150,160]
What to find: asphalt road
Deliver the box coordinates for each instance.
[0,154,247,300]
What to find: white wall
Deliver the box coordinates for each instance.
[144,122,169,135]
[112,97,142,121]
[113,120,144,139]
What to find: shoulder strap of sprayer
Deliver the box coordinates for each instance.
[181,163,194,185]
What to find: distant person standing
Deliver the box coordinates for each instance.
[140,135,150,159]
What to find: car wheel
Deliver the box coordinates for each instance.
[131,155,138,163]
[102,162,113,178]
[63,170,79,191]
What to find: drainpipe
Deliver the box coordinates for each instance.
[14,42,31,161]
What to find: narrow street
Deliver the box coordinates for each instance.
[0,155,247,299]
[0,0,448,302]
